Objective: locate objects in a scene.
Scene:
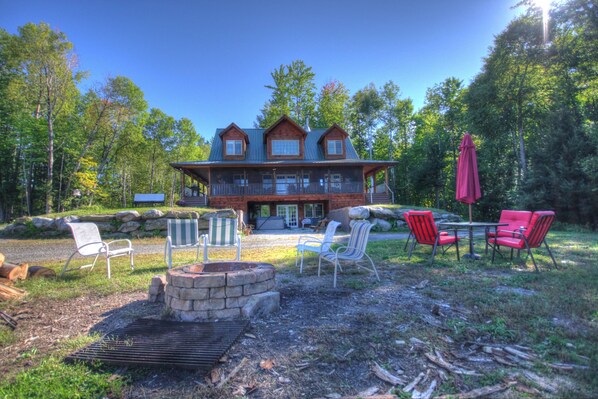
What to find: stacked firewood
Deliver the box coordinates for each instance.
[0,252,56,300]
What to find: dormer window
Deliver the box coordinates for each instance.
[327,140,343,155]
[226,140,243,156]
[272,139,300,156]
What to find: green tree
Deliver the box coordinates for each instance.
[11,23,84,213]
[256,60,316,128]
[314,80,349,128]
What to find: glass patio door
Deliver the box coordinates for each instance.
[276,205,298,228]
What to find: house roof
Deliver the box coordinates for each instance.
[208,128,360,162]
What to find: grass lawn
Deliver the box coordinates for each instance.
[0,230,596,398]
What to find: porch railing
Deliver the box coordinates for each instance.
[209,182,363,197]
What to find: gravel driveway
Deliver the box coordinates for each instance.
[0,230,409,264]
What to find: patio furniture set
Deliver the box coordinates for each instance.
[60,207,557,288]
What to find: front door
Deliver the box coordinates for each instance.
[276,205,298,228]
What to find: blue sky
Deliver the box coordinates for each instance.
[1,0,522,138]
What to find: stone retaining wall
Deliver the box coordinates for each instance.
[1,209,237,238]
[328,206,462,232]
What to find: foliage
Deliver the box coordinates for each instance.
[0,23,207,221]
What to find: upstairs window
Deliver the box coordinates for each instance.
[327,140,343,155]
[226,140,243,155]
[272,139,299,156]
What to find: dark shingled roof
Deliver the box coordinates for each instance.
[208,128,360,163]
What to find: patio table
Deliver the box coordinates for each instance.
[439,222,507,260]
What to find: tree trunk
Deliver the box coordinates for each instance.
[28,266,56,279]
[46,91,55,214]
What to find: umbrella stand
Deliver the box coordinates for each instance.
[463,203,481,260]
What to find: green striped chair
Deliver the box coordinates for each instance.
[318,220,379,288]
[164,219,201,269]
[201,218,241,262]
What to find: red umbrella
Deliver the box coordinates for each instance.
[456,133,481,223]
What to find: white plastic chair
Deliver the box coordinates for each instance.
[164,219,201,269]
[318,221,378,288]
[295,220,341,273]
[201,218,241,262]
[62,222,134,279]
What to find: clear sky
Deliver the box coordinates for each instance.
[1,0,522,138]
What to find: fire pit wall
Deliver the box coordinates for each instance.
[164,262,279,321]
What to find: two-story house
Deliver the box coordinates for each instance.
[171,115,396,228]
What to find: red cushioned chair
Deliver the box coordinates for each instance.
[489,211,557,272]
[407,211,460,264]
[404,212,448,251]
[485,210,533,254]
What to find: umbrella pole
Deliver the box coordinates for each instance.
[466,203,479,259]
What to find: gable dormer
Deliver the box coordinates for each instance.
[219,123,249,160]
[318,124,348,159]
[263,115,308,160]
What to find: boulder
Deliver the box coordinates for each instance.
[80,214,115,222]
[348,206,370,220]
[31,217,55,230]
[95,221,117,233]
[55,215,80,232]
[14,216,32,225]
[368,207,398,220]
[369,218,393,232]
[119,221,141,233]
[2,224,28,236]
[241,291,280,318]
[115,210,140,222]
[164,210,200,219]
[201,209,237,220]
[142,209,164,219]
[144,218,168,231]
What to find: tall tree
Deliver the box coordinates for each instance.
[314,80,350,128]
[12,23,84,213]
[256,60,316,128]
[348,83,383,160]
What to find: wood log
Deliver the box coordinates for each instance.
[28,266,57,279]
[0,264,23,281]
[0,282,27,301]
[0,252,4,267]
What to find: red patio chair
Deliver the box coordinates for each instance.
[489,211,557,272]
[404,212,448,251]
[485,210,533,254]
[407,211,460,264]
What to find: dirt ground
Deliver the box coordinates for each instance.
[0,263,584,399]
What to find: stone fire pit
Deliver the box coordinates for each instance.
[164,261,279,321]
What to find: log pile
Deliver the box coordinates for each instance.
[0,252,55,301]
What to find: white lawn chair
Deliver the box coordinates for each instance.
[201,218,241,262]
[61,222,134,279]
[164,219,201,269]
[318,220,378,288]
[295,220,341,273]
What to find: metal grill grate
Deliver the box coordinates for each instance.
[66,318,249,371]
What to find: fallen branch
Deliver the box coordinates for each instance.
[434,381,517,399]
[371,362,406,386]
[424,351,481,376]
[546,362,589,371]
[403,371,425,393]
[412,379,437,399]
[504,346,537,361]
[216,357,249,388]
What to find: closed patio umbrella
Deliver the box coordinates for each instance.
[456,133,482,258]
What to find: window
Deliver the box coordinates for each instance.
[304,203,324,219]
[259,205,270,217]
[226,140,243,155]
[272,140,299,156]
[327,140,343,155]
[233,174,248,187]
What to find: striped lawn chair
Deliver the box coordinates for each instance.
[164,219,201,269]
[201,218,241,262]
[296,220,341,273]
[318,220,379,288]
